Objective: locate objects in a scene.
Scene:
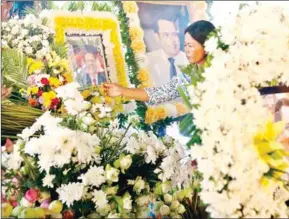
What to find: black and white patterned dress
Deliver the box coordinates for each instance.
[144,74,191,105]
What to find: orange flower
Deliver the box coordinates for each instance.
[28,98,38,107]
[175,103,190,116]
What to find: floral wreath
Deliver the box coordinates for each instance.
[188,3,289,218]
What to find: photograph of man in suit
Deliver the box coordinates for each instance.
[76,52,106,87]
[146,18,189,87]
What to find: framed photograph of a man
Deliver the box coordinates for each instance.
[136,1,207,100]
[66,34,109,88]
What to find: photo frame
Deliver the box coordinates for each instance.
[48,11,129,87]
[260,86,289,148]
[66,34,110,88]
[132,1,207,123]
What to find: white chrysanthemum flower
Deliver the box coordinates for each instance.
[92,190,108,209]
[204,36,219,54]
[56,183,84,207]
[42,173,55,188]
[55,82,83,101]
[78,166,105,187]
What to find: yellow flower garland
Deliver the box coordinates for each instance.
[129,26,144,41]
[54,15,128,88]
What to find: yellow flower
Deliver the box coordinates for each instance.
[81,90,92,99]
[42,91,56,107]
[27,87,39,96]
[131,40,146,54]
[63,72,73,83]
[114,104,123,113]
[91,96,101,104]
[155,107,167,120]
[27,58,44,74]
[254,118,289,186]
[114,96,123,105]
[104,96,113,105]
[129,26,144,41]
[145,107,156,124]
[122,1,138,13]
[49,77,61,87]
[27,57,34,66]
[137,68,150,82]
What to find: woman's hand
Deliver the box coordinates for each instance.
[103,83,124,97]
[2,85,12,100]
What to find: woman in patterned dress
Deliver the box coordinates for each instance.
[104,20,215,105]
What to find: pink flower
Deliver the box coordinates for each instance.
[24,188,40,203]
[40,199,51,209]
[12,177,20,188]
[9,200,18,207]
[5,138,13,153]
[2,193,7,203]
[2,169,5,180]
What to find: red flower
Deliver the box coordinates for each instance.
[191,160,198,167]
[37,89,43,97]
[63,209,75,219]
[50,98,60,109]
[40,77,49,85]
[24,188,40,203]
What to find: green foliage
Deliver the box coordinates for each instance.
[2,48,28,89]
[62,1,87,12]
[40,1,59,10]
[23,6,38,17]
[50,42,68,59]
[91,1,116,13]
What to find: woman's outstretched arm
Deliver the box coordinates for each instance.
[103,83,149,102]
[103,75,188,105]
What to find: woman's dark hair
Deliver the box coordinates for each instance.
[185,20,215,46]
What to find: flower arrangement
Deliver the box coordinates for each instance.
[2,94,194,218]
[1,15,54,59]
[188,3,289,218]
[42,10,129,88]
[24,51,73,111]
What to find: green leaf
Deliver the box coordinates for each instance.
[177,87,192,109]
[50,42,68,59]
[2,48,28,89]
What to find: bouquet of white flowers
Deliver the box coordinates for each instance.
[2,83,196,218]
[1,14,54,59]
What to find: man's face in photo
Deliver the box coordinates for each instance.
[157,19,181,58]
